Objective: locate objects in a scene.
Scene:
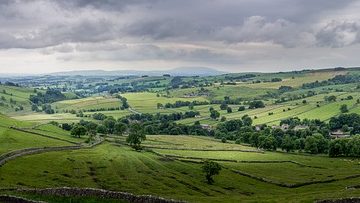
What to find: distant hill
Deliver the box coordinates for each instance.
[50,67,226,77]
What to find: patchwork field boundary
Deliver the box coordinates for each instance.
[0,139,104,168]
[150,152,319,168]
[230,169,360,188]
[143,146,264,153]
[148,150,360,189]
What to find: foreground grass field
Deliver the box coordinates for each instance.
[0,135,359,202]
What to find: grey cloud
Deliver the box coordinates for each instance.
[316,20,360,48]
[0,0,358,51]
[0,18,116,49]
[58,44,234,64]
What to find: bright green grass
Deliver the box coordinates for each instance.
[0,143,360,202]
[0,85,36,114]
[30,124,85,143]
[154,147,360,185]
[12,113,86,124]
[0,126,73,155]
[53,96,121,112]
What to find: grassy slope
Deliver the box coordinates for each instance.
[0,115,76,155]
[0,138,359,202]
[0,85,35,114]
[238,70,346,89]
[176,91,360,126]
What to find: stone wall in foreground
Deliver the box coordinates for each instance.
[17,187,187,203]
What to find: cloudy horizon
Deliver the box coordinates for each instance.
[1,0,360,74]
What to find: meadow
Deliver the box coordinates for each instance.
[53,96,121,112]
[0,136,359,202]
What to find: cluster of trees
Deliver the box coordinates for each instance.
[275,91,316,104]
[224,74,256,81]
[30,89,66,105]
[67,118,128,138]
[247,100,265,109]
[302,74,360,89]
[159,100,209,109]
[1,81,20,87]
[116,95,129,109]
[271,78,282,82]
[209,107,220,119]
[232,126,329,153]
[211,96,242,105]
[170,76,183,89]
[329,113,360,135]
[209,115,335,154]
[92,113,108,120]
[329,136,360,157]
[128,111,200,123]
[170,76,213,89]
[324,95,337,102]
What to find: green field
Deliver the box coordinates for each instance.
[12,113,85,123]
[0,85,36,114]
[0,115,79,155]
[0,136,359,202]
[176,91,360,126]
[53,96,121,112]
[123,92,208,114]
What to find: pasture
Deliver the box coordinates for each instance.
[0,115,78,155]
[176,91,360,126]
[0,85,35,114]
[0,136,359,202]
[53,96,121,112]
[123,92,208,114]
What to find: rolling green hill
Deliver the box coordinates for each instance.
[0,85,36,114]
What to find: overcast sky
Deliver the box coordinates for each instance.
[1,0,360,74]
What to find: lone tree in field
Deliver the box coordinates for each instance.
[340,104,349,113]
[210,109,220,120]
[71,124,87,138]
[202,160,222,184]
[126,123,146,150]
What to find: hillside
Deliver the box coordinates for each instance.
[1,67,360,202]
[0,84,36,114]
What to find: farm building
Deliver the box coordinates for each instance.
[329,130,350,139]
